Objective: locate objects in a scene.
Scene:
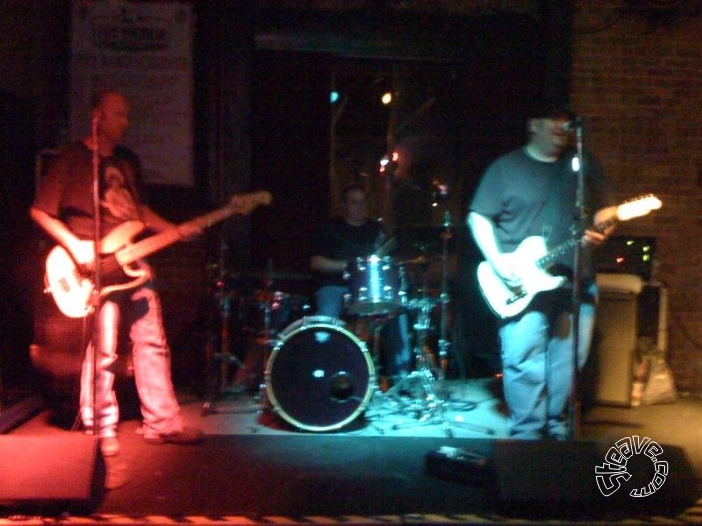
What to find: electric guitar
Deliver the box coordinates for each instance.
[45,190,272,318]
[476,194,662,319]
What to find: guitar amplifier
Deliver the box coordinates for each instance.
[594,235,657,280]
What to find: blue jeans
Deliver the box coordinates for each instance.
[80,273,183,439]
[498,284,597,440]
[315,285,347,318]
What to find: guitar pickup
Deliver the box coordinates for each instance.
[506,289,527,305]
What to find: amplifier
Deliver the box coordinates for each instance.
[595,235,656,281]
[590,277,669,406]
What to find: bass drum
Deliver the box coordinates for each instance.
[265,316,375,432]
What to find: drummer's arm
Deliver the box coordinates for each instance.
[310,255,348,275]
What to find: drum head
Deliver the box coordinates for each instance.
[266,321,374,432]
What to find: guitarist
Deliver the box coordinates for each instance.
[467,100,618,441]
[30,89,203,458]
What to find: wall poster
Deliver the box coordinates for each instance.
[70,1,193,186]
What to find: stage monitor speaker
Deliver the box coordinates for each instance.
[489,440,599,508]
[0,434,106,510]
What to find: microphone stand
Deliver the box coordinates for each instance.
[567,118,586,440]
[90,116,102,436]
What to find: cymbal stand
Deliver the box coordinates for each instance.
[253,274,288,431]
[202,238,244,416]
[437,211,453,380]
[382,213,495,437]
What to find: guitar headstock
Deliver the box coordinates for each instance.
[228,191,273,215]
[616,194,662,221]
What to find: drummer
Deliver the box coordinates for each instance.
[310,183,385,315]
[310,183,411,378]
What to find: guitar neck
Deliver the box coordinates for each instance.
[536,216,620,271]
[115,206,235,267]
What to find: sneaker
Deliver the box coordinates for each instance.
[144,426,204,445]
[100,436,120,457]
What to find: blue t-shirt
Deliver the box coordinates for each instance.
[470,146,616,278]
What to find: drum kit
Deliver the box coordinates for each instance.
[202,219,492,435]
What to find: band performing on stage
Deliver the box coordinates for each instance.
[29,88,664,458]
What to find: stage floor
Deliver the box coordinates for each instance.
[2,378,702,525]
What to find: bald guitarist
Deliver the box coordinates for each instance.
[30,89,268,457]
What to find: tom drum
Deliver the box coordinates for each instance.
[345,255,403,316]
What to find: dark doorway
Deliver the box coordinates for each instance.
[250,49,332,281]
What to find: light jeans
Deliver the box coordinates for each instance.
[315,285,348,318]
[498,283,597,440]
[80,278,183,439]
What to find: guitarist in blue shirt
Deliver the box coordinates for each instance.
[31,89,205,458]
[468,101,618,440]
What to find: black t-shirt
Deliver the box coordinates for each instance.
[33,141,145,240]
[311,216,384,287]
[470,146,617,279]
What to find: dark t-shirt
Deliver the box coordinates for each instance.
[311,216,384,287]
[33,141,145,240]
[470,146,617,279]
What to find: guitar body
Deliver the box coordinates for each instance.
[475,194,662,319]
[45,245,94,319]
[477,236,566,319]
[43,190,273,319]
[45,221,150,318]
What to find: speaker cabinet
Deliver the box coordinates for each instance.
[0,434,106,509]
[592,290,639,406]
[591,283,668,406]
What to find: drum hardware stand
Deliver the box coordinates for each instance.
[382,212,495,437]
[382,324,494,437]
[202,239,246,416]
[348,308,401,395]
[252,274,291,432]
[436,211,453,380]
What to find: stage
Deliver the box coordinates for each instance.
[1,378,701,525]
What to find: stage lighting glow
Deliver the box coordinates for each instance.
[381,92,392,105]
[330,91,340,103]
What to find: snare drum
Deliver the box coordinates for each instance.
[265,316,375,432]
[345,255,404,316]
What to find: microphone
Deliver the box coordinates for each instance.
[562,116,583,131]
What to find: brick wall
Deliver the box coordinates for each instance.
[572,0,702,394]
